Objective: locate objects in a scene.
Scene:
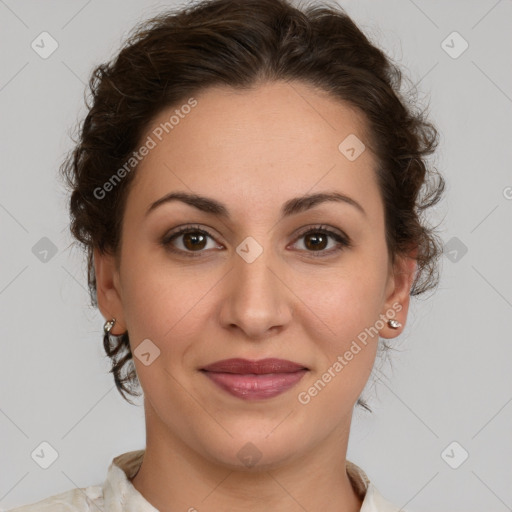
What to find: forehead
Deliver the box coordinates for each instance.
[125,80,382,222]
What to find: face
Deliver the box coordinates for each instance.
[95,80,415,470]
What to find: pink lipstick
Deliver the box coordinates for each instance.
[200,358,308,400]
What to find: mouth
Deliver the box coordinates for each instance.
[200,358,309,400]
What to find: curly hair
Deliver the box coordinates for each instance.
[60,0,445,410]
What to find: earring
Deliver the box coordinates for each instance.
[104,318,116,335]
[387,319,402,329]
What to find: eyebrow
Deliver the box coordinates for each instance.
[145,191,366,219]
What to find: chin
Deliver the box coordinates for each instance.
[196,427,308,472]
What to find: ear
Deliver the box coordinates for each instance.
[379,247,418,339]
[94,247,126,335]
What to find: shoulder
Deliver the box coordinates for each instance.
[346,460,408,512]
[5,485,103,511]
[362,481,408,512]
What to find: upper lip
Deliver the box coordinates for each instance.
[201,358,308,374]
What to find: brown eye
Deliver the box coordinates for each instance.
[162,226,220,256]
[182,232,207,251]
[303,232,328,251]
[292,225,351,257]
[161,224,350,259]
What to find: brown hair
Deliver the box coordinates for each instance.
[60,0,445,410]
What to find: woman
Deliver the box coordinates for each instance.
[9,0,444,510]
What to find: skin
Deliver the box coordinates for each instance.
[94,80,417,512]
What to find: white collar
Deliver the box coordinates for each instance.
[101,450,401,512]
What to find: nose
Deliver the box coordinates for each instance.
[218,242,293,340]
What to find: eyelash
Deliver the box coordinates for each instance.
[161,224,352,259]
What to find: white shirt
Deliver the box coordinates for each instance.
[7,450,406,511]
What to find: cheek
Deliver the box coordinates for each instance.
[120,264,211,402]
[292,281,381,414]
[292,258,385,385]
[322,286,380,372]
[294,253,386,334]
[120,251,219,355]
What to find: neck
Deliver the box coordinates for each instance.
[130,402,363,512]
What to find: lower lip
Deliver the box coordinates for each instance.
[202,370,308,400]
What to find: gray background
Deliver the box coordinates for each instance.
[1,0,511,510]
